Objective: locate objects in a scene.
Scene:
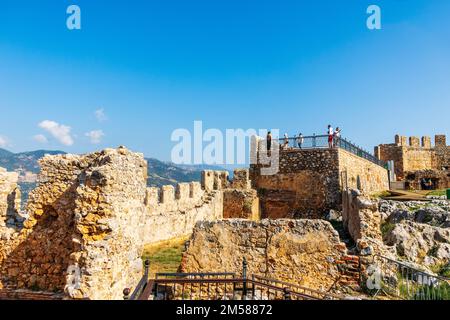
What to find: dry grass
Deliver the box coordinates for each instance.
[142,237,188,277]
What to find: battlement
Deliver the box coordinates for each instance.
[378,134,449,181]
[435,134,447,148]
[144,182,204,212]
[394,134,447,149]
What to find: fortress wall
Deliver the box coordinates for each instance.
[223,169,260,220]
[0,148,228,300]
[141,171,227,244]
[338,149,389,194]
[375,144,405,179]
[0,148,149,299]
[377,134,449,181]
[434,135,450,170]
[250,149,341,218]
[181,219,348,291]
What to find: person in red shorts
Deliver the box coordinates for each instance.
[327,125,334,148]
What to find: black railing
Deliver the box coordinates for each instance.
[274,135,386,167]
[123,259,150,300]
[367,255,450,300]
[124,259,345,301]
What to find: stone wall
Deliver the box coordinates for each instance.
[0,148,148,299]
[338,149,389,194]
[342,189,395,260]
[223,169,260,220]
[250,148,340,218]
[250,148,388,218]
[0,148,227,300]
[141,181,224,244]
[376,134,450,181]
[404,169,450,190]
[181,219,348,291]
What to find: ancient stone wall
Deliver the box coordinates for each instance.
[250,148,340,218]
[341,189,395,261]
[142,180,224,244]
[250,148,388,218]
[338,149,389,194]
[0,148,227,300]
[181,219,348,291]
[0,148,149,299]
[377,134,450,181]
[404,169,450,190]
[223,169,260,220]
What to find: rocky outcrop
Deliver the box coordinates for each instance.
[384,220,450,268]
[381,200,450,228]
[181,219,349,291]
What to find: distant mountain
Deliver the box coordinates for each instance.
[0,148,229,204]
[0,148,66,174]
[146,158,227,187]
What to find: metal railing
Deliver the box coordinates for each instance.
[124,258,345,301]
[367,255,450,300]
[273,135,386,167]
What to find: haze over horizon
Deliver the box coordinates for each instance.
[1,0,449,162]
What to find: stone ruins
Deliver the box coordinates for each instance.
[0,133,449,300]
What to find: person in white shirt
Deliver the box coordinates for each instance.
[334,127,341,147]
[327,125,334,148]
[283,133,289,149]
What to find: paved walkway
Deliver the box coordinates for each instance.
[383,190,431,201]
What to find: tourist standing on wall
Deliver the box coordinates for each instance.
[266,131,272,155]
[297,133,304,149]
[327,125,334,148]
[334,127,341,147]
[283,133,289,149]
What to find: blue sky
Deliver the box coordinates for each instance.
[0,0,449,162]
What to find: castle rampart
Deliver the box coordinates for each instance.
[0,148,228,299]
[250,147,389,218]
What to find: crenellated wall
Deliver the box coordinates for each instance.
[376,134,450,181]
[140,178,225,244]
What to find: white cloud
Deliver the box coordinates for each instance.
[95,108,107,122]
[85,130,105,144]
[38,120,74,146]
[33,134,48,144]
[0,135,9,148]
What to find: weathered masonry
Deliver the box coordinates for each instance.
[250,143,389,218]
[375,134,450,189]
[0,147,259,300]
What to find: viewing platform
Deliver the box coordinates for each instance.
[274,134,386,168]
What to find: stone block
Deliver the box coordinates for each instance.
[435,135,447,148]
[409,136,420,148]
[201,170,215,191]
[421,136,431,148]
[160,185,175,204]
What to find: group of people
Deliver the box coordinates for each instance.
[265,125,342,152]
